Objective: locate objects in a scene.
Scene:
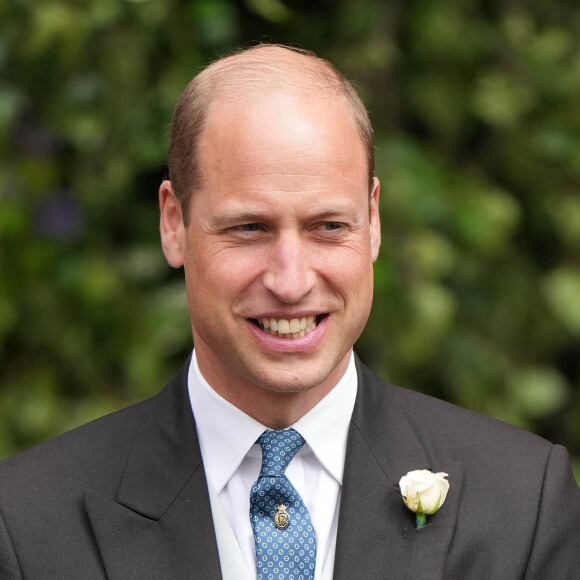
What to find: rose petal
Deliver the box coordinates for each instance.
[399,469,449,515]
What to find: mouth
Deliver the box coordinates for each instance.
[251,315,325,339]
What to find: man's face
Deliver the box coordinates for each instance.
[162,91,380,412]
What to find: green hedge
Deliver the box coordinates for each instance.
[1,0,579,482]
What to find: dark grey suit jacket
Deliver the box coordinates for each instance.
[0,357,578,579]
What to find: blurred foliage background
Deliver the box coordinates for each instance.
[1,0,579,483]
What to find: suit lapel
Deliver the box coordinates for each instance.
[83,355,463,579]
[333,359,463,580]
[85,361,222,579]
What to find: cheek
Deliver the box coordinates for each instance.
[184,244,265,305]
[318,244,374,287]
[335,252,375,319]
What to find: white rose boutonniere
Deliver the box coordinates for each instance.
[399,470,449,528]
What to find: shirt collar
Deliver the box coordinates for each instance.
[188,349,358,493]
[188,351,265,494]
[292,353,357,484]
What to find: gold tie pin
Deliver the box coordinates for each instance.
[274,504,290,530]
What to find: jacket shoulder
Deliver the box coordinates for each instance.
[0,359,191,495]
[355,358,555,467]
[0,392,157,498]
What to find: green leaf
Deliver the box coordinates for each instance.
[472,71,536,128]
[245,0,292,23]
[543,268,580,335]
[511,367,569,419]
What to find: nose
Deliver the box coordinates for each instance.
[262,233,316,304]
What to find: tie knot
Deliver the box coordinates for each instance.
[257,429,305,477]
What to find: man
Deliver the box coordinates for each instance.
[0,44,578,579]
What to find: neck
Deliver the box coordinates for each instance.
[229,387,335,429]
[193,348,350,428]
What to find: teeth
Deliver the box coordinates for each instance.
[277,319,290,334]
[257,316,318,338]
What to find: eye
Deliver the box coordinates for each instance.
[239,223,261,232]
[228,223,268,239]
[322,222,343,231]
[312,221,350,241]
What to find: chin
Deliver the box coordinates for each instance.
[247,356,347,395]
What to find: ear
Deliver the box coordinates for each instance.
[369,177,381,262]
[159,180,185,268]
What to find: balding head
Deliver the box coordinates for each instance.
[168,44,374,224]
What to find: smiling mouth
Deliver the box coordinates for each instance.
[252,315,324,338]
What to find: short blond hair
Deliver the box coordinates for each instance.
[168,44,375,224]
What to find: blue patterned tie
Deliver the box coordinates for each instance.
[249,429,317,580]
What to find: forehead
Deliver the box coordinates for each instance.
[197,91,367,190]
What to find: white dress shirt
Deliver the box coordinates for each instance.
[188,349,358,580]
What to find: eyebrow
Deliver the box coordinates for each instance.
[213,206,356,224]
[212,210,268,225]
